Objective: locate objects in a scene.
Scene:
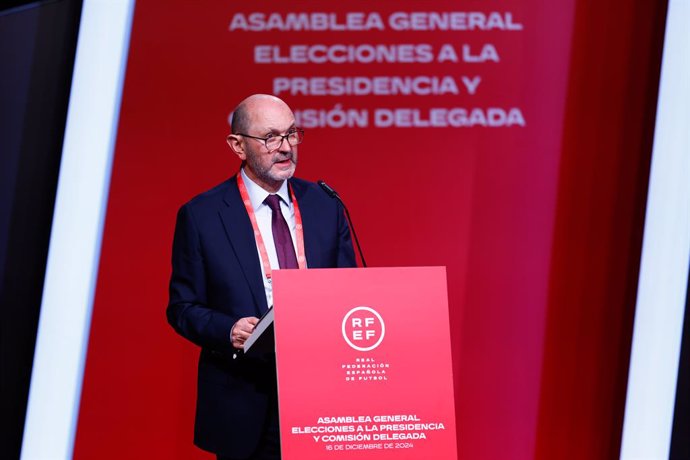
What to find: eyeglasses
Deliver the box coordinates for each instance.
[236,128,304,152]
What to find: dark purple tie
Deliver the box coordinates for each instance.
[264,194,298,269]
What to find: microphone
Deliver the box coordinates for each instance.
[318,180,367,268]
[317,180,339,199]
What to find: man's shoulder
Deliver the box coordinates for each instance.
[288,176,318,193]
[289,177,342,213]
[181,176,237,211]
[289,177,327,204]
[179,175,332,210]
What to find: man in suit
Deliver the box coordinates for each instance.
[167,94,356,459]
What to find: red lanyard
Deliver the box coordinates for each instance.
[237,172,307,280]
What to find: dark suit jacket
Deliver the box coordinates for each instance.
[167,175,356,457]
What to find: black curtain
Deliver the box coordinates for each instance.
[0,1,82,458]
[670,263,690,459]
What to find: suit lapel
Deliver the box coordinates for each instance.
[219,176,268,314]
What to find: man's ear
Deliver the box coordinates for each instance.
[226,134,246,161]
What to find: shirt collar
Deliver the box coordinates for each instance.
[240,167,291,211]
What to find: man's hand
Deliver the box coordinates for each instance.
[231,316,259,349]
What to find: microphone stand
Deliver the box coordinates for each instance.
[317,180,367,268]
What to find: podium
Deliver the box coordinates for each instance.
[255,266,458,460]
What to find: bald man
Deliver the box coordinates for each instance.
[167,95,356,459]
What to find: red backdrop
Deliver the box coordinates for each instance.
[74,1,666,459]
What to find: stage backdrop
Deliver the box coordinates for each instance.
[73,1,665,459]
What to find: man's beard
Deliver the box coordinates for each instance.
[246,151,297,188]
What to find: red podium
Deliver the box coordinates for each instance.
[270,266,457,459]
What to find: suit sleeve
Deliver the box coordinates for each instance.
[336,202,358,268]
[166,204,236,353]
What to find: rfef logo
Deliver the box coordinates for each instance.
[342,306,385,351]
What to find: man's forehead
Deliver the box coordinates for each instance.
[247,101,295,131]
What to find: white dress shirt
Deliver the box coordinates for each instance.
[240,167,298,307]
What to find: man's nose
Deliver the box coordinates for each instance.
[278,137,293,153]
